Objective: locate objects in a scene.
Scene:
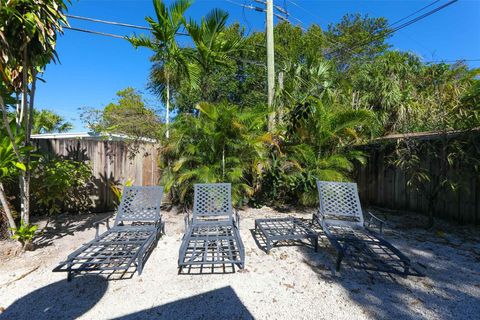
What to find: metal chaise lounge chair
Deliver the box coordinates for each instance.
[53,186,164,280]
[314,181,412,275]
[178,183,245,273]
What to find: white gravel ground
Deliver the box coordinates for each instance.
[0,207,479,320]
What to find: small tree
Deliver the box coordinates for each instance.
[127,0,197,138]
[0,122,30,236]
[0,0,69,243]
[82,87,161,140]
[392,132,479,228]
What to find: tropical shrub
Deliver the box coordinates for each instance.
[262,96,376,206]
[0,122,33,235]
[10,220,38,249]
[31,157,94,215]
[160,102,269,207]
[111,178,134,207]
[32,109,73,134]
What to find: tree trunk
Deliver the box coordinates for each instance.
[21,70,36,226]
[222,145,225,180]
[268,113,276,132]
[0,182,16,236]
[19,47,29,224]
[15,92,21,127]
[166,76,170,139]
[276,71,284,126]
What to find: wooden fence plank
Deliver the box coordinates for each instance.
[356,137,479,225]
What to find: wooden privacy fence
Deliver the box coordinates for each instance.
[33,137,160,212]
[355,133,480,225]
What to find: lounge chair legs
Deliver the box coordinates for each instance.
[137,260,143,275]
[335,251,344,272]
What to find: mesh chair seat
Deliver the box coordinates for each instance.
[178,183,245,273]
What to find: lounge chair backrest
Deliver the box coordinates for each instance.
[115,186,163,225]
[316,181,364,225]
[192,183,232,224]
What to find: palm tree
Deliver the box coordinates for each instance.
[186,9,241,72]
[127,0,198,138]
[273,95,376,205]
[32,109,73,134]
[159,102,269,207]
[185,8,242,101]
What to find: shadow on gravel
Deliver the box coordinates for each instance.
[34,212,113,249]
[114,286,253,320]
[0,275,107,320]
[299,211,480,319]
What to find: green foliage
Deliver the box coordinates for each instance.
[0,0,69,88]
[351,51,422,132]
[32,109,73,134]
[0,132,25,181]
[90,8,480,216]
[111,179,134,207]
[1,0,70,233]
[81,87,161,139]
[10,220,38,245]
[262,95,375,206]
[0,121,33,182]
[326,13,391,68]
[186,8,241,72]
[160,102,269,207]
[390,133,480,227]
[31,157,93,215]
[351,53,479,134]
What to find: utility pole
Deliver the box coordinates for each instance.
[230,0,287,130]
[266,0,276,131]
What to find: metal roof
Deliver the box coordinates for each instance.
[31,132,156,143]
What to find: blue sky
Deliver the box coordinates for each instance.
[35,0,480,131]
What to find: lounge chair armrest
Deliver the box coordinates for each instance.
[234,208,240,229]
[365,211,385,235]
[93,217,110,239]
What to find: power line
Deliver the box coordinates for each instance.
[389,0,441,27]
[253,0,288,15]
[425,58,480,63]
[66,14,189,36]
[391,0,458,33]
[63,26,125,39]
[64,25,267,67]
[226,0,289,21]
[328,0,459,58]
[286,0,457,60]
[66,14,151,30]
[242,0,252,34]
